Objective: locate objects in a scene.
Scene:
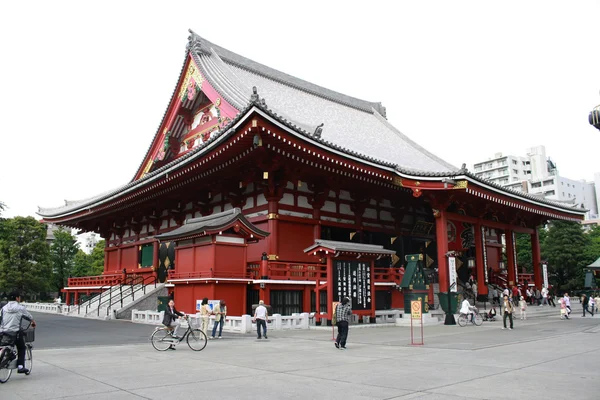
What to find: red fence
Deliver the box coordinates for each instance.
[66,274,123,287]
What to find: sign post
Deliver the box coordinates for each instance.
[410,300,424,345]
[542,262,549,289]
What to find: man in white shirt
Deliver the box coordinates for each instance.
[460,298,474,323]
[253,300,268,339]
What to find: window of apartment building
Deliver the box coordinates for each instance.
[525,170,531,175]
[512,160,517,165]
[500,160,507,166]
[500,178,508,184]
[512,169,518,174]
[474,165,482,172]
[486,163,492,169]
[561,182,564,185]
[567,183,570,187]
[543,179,554,186]
[501,168,508,175]
[512,177,518,182]
[544,190,555,196]
[562,192,565,196]
[531,182,542,188]
[568,193,572,198]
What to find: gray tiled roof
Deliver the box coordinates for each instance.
[304,239,396,255]
[189,31,457,173]
[155,208,269,240]
[37,32,586,219]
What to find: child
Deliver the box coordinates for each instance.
[559,298,569,320]
[519,296,527,320]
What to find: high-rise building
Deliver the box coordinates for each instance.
[472,146,599,219]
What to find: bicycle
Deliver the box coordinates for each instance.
[457,307,483,327]
[150,315,207,351]
[0,321,34,383]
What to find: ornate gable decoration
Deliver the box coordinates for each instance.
[178,63,203,103]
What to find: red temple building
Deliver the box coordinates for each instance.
[39,31,585,321]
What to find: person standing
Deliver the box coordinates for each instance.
[0,291,37,374]
[594,294,600,314]
[199,297,211,336]
[519,296,527,320]
[588,295,595,315]
[334,297,352,349]
[559,298,569,320]
[547,287,556,307]
[512,286,519,305]
[502,295,514,330]
[210,300,227,339]
[540,287,549,306]
[254,300,268,339]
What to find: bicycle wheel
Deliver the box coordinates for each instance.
[457,314,467,327]
[187,329,207,351]
[151,329,173,351]
[0,348,12,383]
[473,313,483,326]
[24,345,32,375]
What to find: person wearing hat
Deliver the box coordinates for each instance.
[334,297,352,349]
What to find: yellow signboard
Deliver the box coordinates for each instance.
[411,300,422,320]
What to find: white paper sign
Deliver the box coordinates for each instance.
[542,263,548,289]
[449,257,457,292]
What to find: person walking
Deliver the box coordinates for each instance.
[210,300,227,339]
[559,298,569,320]
[594,293,600,314]
[253,300,268,339]
[519,296,527,320]
[547,287,556,307]
[199,297,211,336]
[589,296,596,316]
[502,295,514,330]
[334,297,352,350]
[563,293,571,316]
[582,294,593,317]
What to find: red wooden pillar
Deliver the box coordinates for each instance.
[267,200,279,259]
[435,210,449,292]
[326,256,333,322]
[506,229,516,287]
[74,292,80,304]
[303,285,311,314]
[153,240,159,280]
[532,228,542,288]
[474,222,486,286]
[65,291,71,305]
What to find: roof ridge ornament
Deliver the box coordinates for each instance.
[314,123,324,138]
[186,29,204,54]
[251,86,260,103]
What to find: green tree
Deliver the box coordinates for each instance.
[71,240,105,277]
[0,217,51,298]
[89,240,105,276]
[51,228,79,291]
[515,233,532,272]
[584,225,600,264]
[541,221,591,292]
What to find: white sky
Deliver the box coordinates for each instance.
[1,0,599,219]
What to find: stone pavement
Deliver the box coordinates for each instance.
[2,312,599,399]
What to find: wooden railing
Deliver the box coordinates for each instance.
[66,274,123,287]
[266,262,327,280]
[373,268,403,284]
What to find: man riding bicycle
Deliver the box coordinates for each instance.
[0,291,36,374]
[460,298,476,323]
[162,299,184,350]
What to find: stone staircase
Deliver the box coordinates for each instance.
[67,283,166,320]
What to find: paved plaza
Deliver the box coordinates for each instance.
[2,311,599,399]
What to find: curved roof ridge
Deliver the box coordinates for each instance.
[188,31,385,115]
[197,49,250,109]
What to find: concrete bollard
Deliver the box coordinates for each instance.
[273,314,282,330]
[240,314,252,333]
[300,313,309,329]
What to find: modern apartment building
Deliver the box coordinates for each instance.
[473,146,599,219]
